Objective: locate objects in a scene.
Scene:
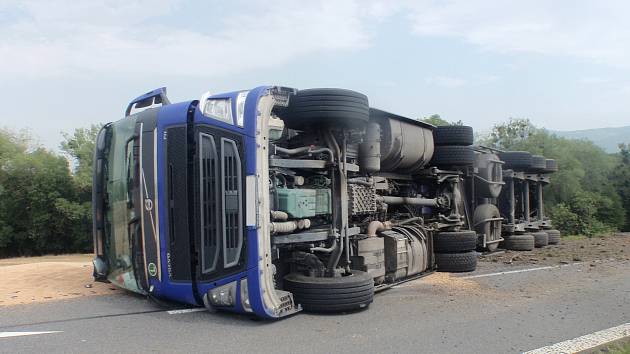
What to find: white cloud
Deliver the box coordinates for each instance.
[2,0,630,80]
[425,76,467,88]
[402,0,630,69]
[0,0,373,78]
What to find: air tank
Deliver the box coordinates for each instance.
[369,108,435,174]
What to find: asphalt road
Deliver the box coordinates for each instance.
[1,259,629,354]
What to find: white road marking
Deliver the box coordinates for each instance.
[461,262,582,279]
[0,331,62,338]
[524,322,630,354]
[462,266,554,279]
[393,262,582,288]
[166,308,207,315]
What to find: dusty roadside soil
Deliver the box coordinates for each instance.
[0,254,118,307]
[480,232,630,266]
[1,233,628,307]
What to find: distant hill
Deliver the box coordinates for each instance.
[550,126,630,153]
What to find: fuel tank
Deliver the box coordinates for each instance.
[369,108,435,174]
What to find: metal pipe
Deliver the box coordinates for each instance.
[523,181,530,222]
[323,130,344,271]
[343,134,350,266]
[348,178,372,186]
[270,219,311,234]
[392,217,424,226]
[367,220,392,237]
[270,210,288,221]
[274,145,334,163]
[537,182,544,219]
[507,178,515,224]
[376,195,439,207]
[326,239,342,270]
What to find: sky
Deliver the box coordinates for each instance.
[1,0,629,150]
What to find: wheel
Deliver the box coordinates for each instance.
[283,270,374,313]
[434,230,478,253]
[285,88,369,130]
[435,251,477,272]
[433,126,474,146]
[473,204,502,251]
[529,155,546,172]
[430,145,474,167]
[498,151,532,170]
[543,159,558,173]
[474,153,503,198]
[503,234,535,251]
[546,229,561,244]
[532,231,548,248]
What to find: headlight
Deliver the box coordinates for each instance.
[208,282,236,307]
[240,278,252,312]
[202,97,233,124]
[236,91,249,127]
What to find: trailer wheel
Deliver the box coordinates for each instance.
[498,151,532,171]
[434,230,478,253]
[503,234,535,251]
[529,155,546,172]
[284,270,374,313]
[543,159,558,173]
[532,231,548,248]
[430,145,474,167]
[435,251,477,272]
[285,88,370,130]
[545,229,561,244]
[433,125,474,146]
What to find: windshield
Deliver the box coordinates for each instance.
[103,116,144,294]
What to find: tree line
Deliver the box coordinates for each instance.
[0,126,100,257]
[0,117,628,257]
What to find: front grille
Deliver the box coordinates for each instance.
[221,138,242,268]
[200,133,219,273]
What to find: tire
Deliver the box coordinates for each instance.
[435,251,477,272]
[530,155,546,172]
[285,88,369,130]
[284,271,374,313]
[434,230,478,253]
[473,204,502,251]
[474,153,503,198]
[498,151,532,170]
[532,231,548,248]
[544,159,558,173]
[503,234,535,251]
[430,145,474,167]
[546,229,561,244]
[433,126,474,146]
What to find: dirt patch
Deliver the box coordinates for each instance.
[480,232,630,267]
[421,272,482,293]
[0,254,119,307]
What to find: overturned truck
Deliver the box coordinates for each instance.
[92,86,558,319]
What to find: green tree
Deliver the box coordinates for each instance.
[611,143,630,231]
[421,114,464,126]
[60,124,102,197]
[0,128,95,257]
